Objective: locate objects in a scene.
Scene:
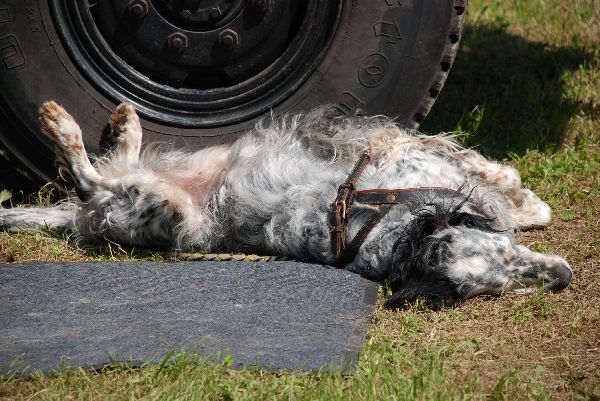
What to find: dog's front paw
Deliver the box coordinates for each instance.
[39,101,81,148]
[38,100,104,193]
[107,102,142,162]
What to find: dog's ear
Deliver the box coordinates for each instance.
[387,245,457,311]
[385,280,461,310]
[385,210,462,310]
[387,213,440,281]
[386,211,446,291]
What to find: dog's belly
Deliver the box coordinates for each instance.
[154,145,232,206]
[155,169,224,206]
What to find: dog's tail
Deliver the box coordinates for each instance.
[0,202,76,233]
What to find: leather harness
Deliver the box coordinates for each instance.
[328,148,463,265]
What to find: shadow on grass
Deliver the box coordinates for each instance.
[421,22,593,158]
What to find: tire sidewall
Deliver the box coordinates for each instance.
[0,0,457,181]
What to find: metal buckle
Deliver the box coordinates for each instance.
[333,200,347,221]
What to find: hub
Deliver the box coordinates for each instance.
[51,0,341,127]
[153,0,242,29]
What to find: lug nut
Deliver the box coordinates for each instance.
[194,10,210,22]
[251,0,270,12]
[127,0,148,19]
[218,29,239,50]
[209,7,222,20]
[167,32,188,53]
[180,9,192,19]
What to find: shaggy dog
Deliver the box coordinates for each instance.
[0,101,572,308]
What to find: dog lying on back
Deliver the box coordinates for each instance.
[0,101,572,308]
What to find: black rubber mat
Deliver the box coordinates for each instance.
[0,261,378,374]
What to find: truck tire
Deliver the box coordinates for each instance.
[0,0,466,184]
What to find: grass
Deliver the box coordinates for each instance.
[1,0,599,399]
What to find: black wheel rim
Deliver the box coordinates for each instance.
[50,0,341,128]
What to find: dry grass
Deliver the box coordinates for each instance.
[0,232,167,264]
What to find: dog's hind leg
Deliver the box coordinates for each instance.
[502,188,553,229]
[0,202,76,233]
[106,102,142,165]
[459,150,552,229]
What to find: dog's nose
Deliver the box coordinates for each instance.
[548,259,572,291]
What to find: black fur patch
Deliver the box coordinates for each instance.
[385,198,499,309]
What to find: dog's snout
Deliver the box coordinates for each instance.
[549,260,572,291]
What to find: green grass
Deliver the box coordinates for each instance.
[422,0,599,157]
[1,0,599,399]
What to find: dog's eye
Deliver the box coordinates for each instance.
[433,242,450,265]
[448,213,471,227]
[462,217,476,228]
[422,241,450,269]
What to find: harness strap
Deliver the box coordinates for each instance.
[328,149,371,262]
[328,150,462,265]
